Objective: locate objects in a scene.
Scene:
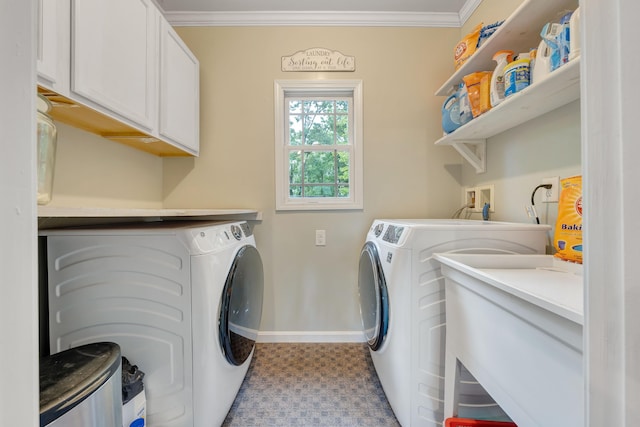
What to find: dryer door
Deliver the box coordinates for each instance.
[219,245,264,366]
[358,241,389,351]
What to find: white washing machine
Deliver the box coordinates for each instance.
[358,219,550,427]
[42,221,264,427]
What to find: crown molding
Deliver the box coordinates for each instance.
[458,0,482,26]
[164,10,462,27]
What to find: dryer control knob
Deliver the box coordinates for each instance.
[373,223,384,237]
[230,225,243,240]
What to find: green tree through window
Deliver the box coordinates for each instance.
[287,98,351,198]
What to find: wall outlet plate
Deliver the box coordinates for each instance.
[463,185,495,213]
[476,184,495,213]
[464,187,476,209]
[541,176,560,203]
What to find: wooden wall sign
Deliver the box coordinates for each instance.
[282,48,355,72]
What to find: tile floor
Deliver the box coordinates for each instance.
[222,342,400,426]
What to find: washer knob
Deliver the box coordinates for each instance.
[230,225,243,240]
[373,223,384,237]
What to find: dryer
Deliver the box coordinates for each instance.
[358,219,550,427]
[42,221,263,427]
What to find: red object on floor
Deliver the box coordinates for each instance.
[445,418,517,427]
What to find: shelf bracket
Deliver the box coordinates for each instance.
[451,140,486,174]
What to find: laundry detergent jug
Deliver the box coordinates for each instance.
[442,92,462,134]
[531,38,551,84]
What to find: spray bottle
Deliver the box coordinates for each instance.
[559,11,573,66]
[539,22,562,72]
[490,50,514,107]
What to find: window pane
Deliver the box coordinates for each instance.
[289,100,302,113]
[304,100,334,114]
[304,114,334,145]
[289,185,302,197]
[289,115,303,145]
[337,151,350,184]
[304,185,336,197]
[304,151,335,183]
[338,185,350,197]
[336,114,349,145]
[336,100,348,113]
[289,151,302,184]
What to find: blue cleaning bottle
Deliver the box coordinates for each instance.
[559,11,573,66]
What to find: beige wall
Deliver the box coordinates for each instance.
[163,26,463,334]
[461,0,521,35]
[48,122,164,208]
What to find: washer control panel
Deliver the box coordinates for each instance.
[230,225,243,240]
[383,225,404,244]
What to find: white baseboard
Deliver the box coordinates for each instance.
[257,330,365,343]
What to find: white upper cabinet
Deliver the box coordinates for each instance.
[71,0,157,132]
[158,18,200,155]
[37,0,70,94]
[36,0,200,156]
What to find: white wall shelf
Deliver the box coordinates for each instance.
[436,58,580,173]
[434,0,580,173]
[436,59,580,145]
[435,0,579,96]
[38,207,262,229]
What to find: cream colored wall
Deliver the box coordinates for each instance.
[461,0,522,35]
[47,122,164,208]
[461,101,581,235]
[163,26,462,334]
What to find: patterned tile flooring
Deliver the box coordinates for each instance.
[222,343,401,426]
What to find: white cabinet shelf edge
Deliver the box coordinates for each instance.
[437,58,580,149]
[38,207,263,228]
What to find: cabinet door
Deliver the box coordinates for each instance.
[37,0,70,94]
[159,19,200,155]
[71,0,157,131]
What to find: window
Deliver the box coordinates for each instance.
[274,80,363,210]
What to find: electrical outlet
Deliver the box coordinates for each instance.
[315,230,326,246]
[541,176,560,203]
[525,205,537,219]
[476,184,495,213]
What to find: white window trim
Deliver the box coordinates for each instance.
[274,79,363,211]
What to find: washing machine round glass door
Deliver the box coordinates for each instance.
[358,241,389,351]
[219,245,264,366]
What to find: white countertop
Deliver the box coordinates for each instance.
[38,206,262,228]
[434,254,584,324]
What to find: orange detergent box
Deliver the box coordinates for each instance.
[445,418,517,427]
[553,175,583,263]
